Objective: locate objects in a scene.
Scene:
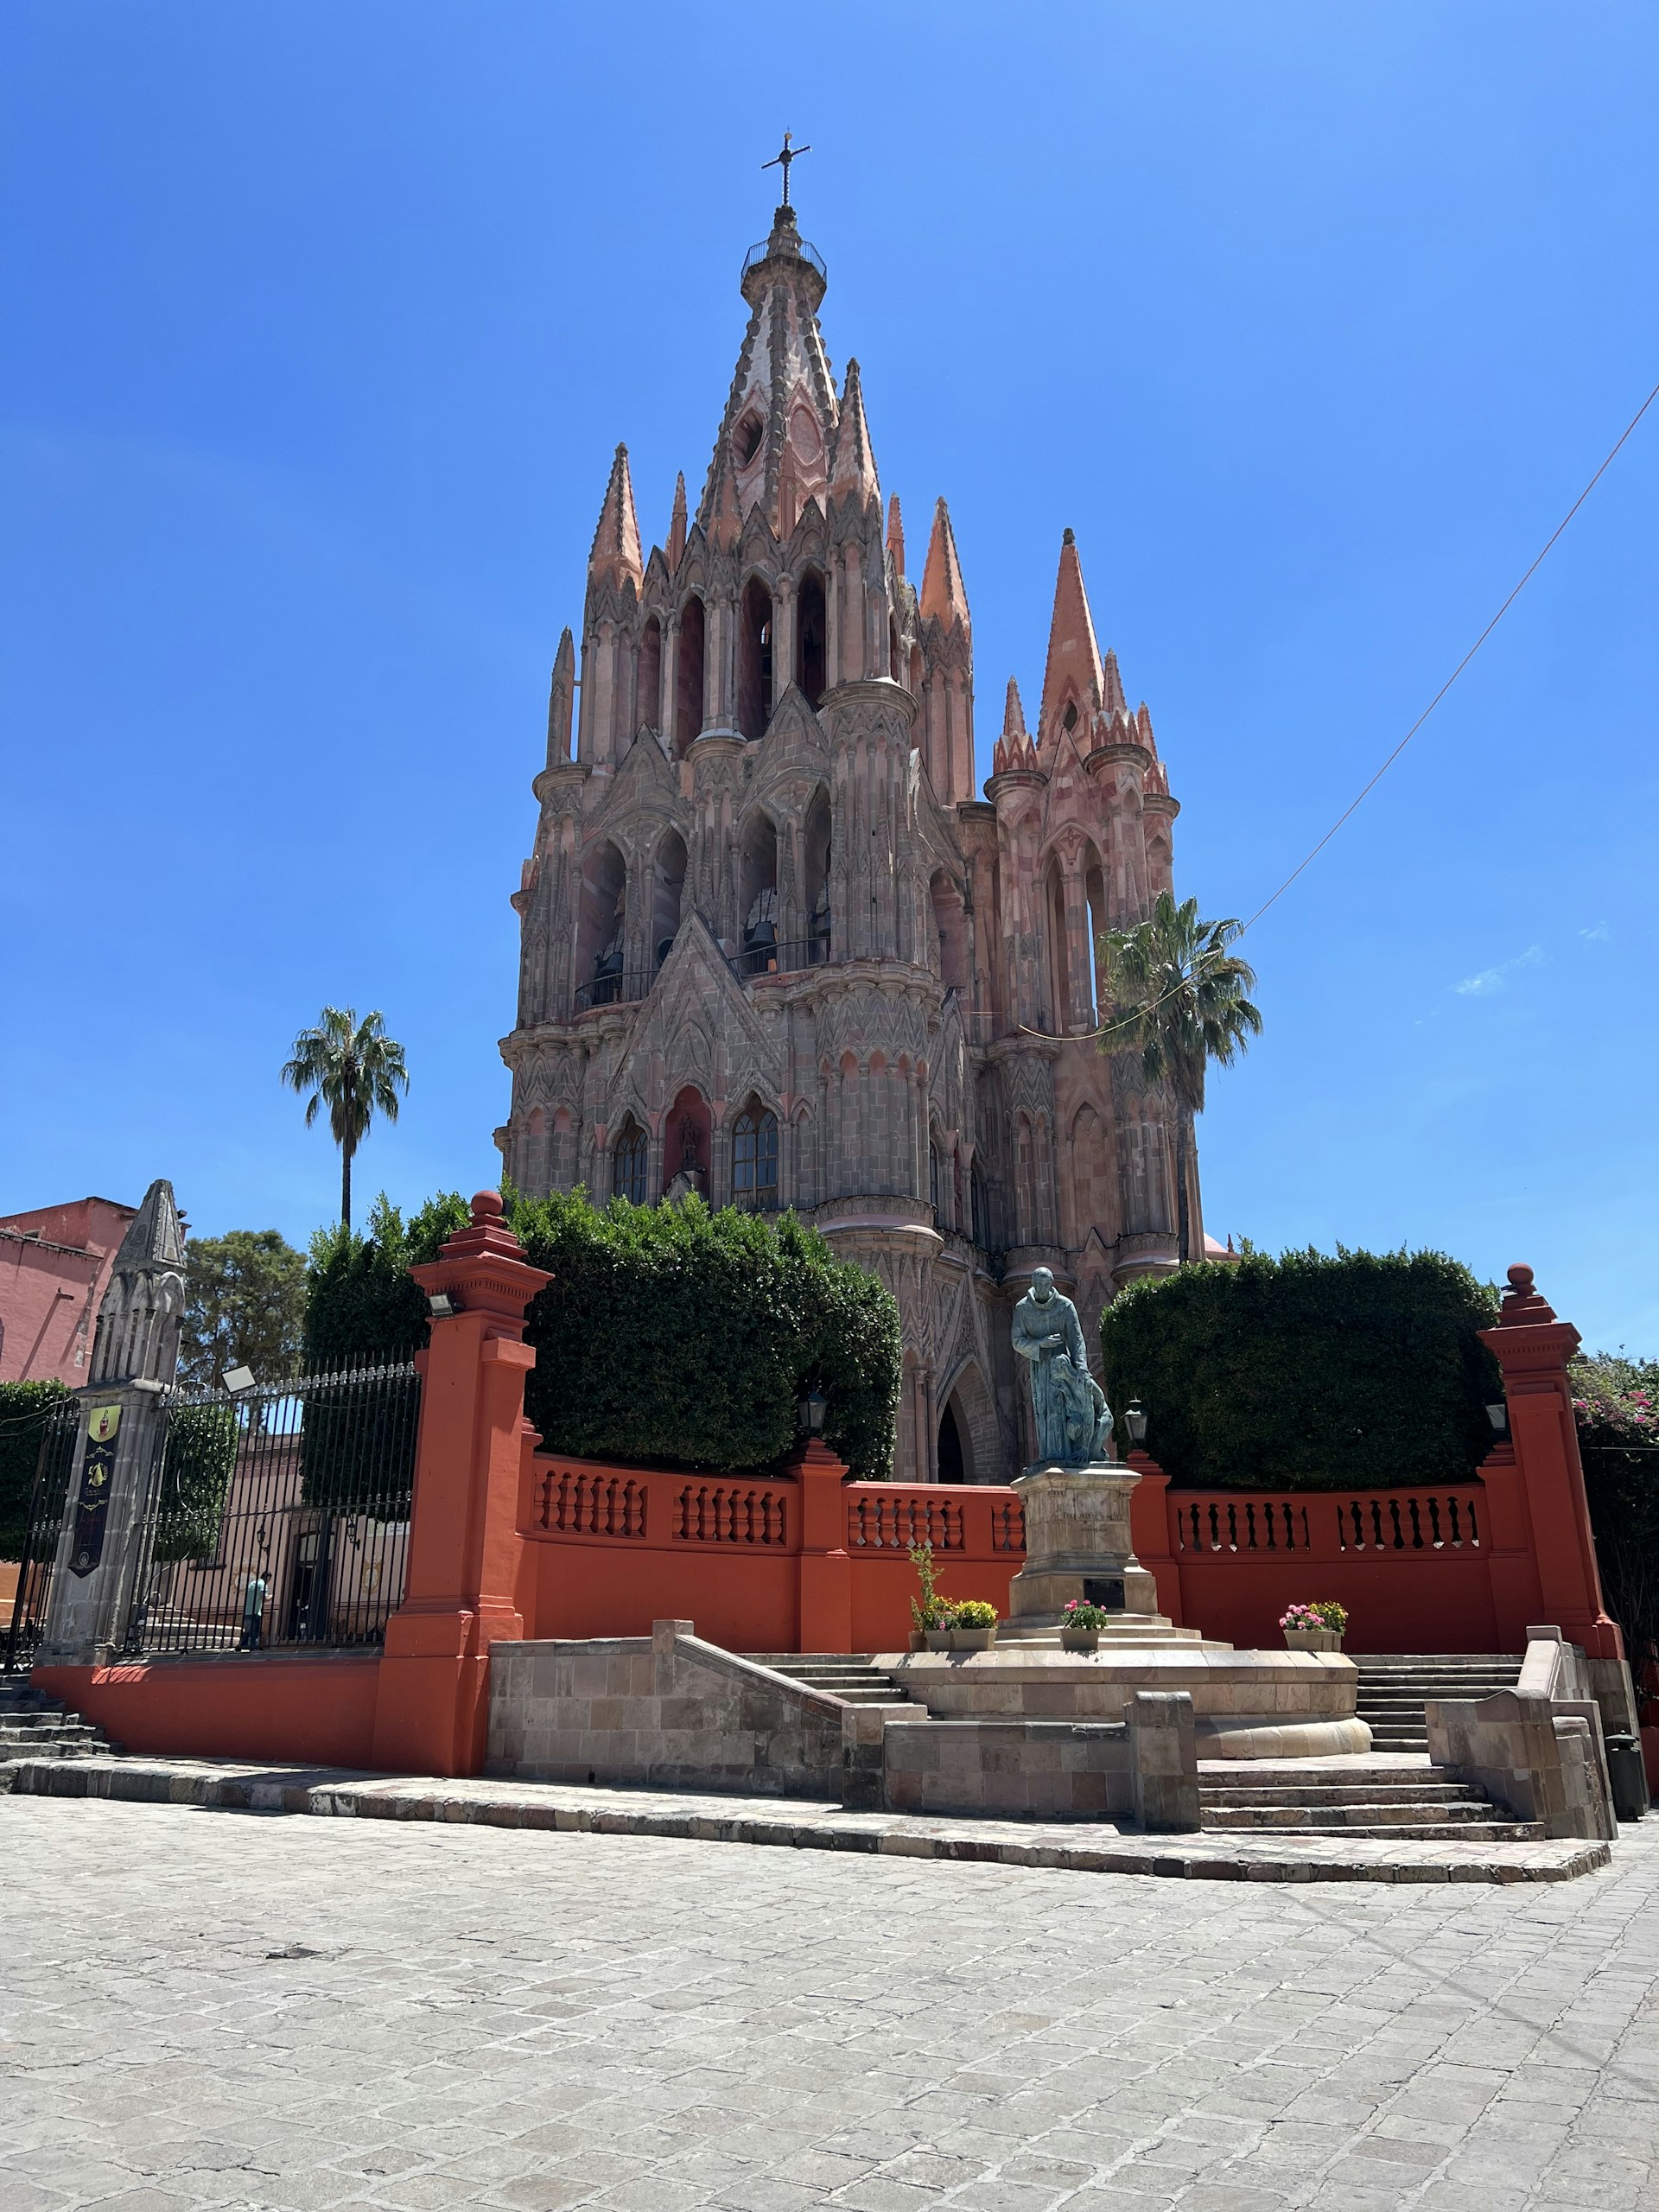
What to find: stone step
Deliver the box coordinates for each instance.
[1203,1802,1518,1830]
[1201,1783,1478,1807]
[745,1656,918,1709]
[1206,1816,1545,1842]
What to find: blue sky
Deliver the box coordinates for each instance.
[4,4,1656,1351]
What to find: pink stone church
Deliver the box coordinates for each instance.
[497,198,1213,1484]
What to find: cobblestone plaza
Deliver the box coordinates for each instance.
[3,1797,1655,2212]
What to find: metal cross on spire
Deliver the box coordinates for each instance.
[762,130,810,210]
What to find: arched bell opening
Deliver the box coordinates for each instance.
[738,811,779,976]
[675,595,706,755]
[738,576,774,741]
[930,868,968,992]
[637,617,663,739]
[651,830,687,968]
[796,569,827,709]
[578,840,627,1007]
[804,785,832,963]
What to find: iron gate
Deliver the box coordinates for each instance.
[120,1361,421,1657]
[2,1396,81,1674]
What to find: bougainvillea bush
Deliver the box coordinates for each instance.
[1572,1351,1659,1698]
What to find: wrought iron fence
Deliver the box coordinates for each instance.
[119,1362,421,1658]
[2,1397,80,1675]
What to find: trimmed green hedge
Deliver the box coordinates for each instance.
[509,1192,900,1483]
[302,1188,902,1483]
[1100,1248,1503,1490]
[0,1380,73,1560]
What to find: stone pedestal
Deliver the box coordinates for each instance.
[1006,1463,1163,1627]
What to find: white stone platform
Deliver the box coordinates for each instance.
[879,1642,1375,1759]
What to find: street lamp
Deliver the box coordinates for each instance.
[798,1387,828,1437]
[1124,1400,1149,1449]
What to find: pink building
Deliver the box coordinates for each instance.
[0,1198,137,1386]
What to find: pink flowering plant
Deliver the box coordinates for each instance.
[1064,1599,1114,1630]
[1281,1600,1348,1635]
[1570,1353,1659,1707]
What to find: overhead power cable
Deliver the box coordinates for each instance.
[1008,372,1659,1043]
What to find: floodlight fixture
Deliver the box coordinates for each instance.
[223,1365,256,1395]
[428,1293,460,1320]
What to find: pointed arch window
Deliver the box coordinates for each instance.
[612,1117,648,1206]
[733,1102,779,1210]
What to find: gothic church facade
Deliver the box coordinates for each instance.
[498,200,1202,1484]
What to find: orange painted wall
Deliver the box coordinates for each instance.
[34,1654,383,1768]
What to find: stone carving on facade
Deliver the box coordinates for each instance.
[493,196,1206,1482]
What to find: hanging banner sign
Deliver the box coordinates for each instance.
[69,1404,122,1578]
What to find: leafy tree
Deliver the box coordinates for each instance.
[0,1379,73,1560]
[281,1007,409,1230]
[180,1230,307,1390]
[302,1192,469,1370]
[1096,892,1262,1264]
[152,1402,240,1563]
[1100,1247,1502,1490]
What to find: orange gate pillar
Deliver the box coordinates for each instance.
[370,1192,550,1777]
[796,1437,853,1654]
[1480,1264,1623,1663]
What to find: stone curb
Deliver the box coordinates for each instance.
[1,1755,1613,1885]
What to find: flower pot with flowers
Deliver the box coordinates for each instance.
[1281,1600,1348,1653]
[1061,1599,1113,1653]
[949,1600,999,1652]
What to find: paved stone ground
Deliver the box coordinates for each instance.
[3,1796,1655,2212]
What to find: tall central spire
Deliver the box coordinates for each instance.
[700,202,841,542]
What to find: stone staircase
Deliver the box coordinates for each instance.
[1354,1654,1524,1752]
[1199,1764,1541,1841]
[0,1681,117,1772]
[746,1654,919,1707]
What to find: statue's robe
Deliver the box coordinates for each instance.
[1012,1288,1109,1463]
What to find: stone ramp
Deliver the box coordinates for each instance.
[1,1751,1611,1885]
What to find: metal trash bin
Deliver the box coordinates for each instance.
[1604,1733,1649,1821]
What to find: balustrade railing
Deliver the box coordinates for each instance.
[1171,1484,1484,1559]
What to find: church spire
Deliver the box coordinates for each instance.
[919,498,970,632]
[830,358,880,506]
[588,444,643,592]
[701,200,838,540]
[545,626,575,766]
[1002,677,1027,740]
[1037,526,1102,742]
[667,472,687,569]
[887,493,906,575]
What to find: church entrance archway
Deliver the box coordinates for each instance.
[938,1400,966,1484]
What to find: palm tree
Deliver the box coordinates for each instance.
[281,1007,409,1231]
[1096,893,1262,1265]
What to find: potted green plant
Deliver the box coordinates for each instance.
[908,1542,956,1652]
[1281,1600,1347,1653]
[949,1600,998,1653]
[1061,1599,1112,1653]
